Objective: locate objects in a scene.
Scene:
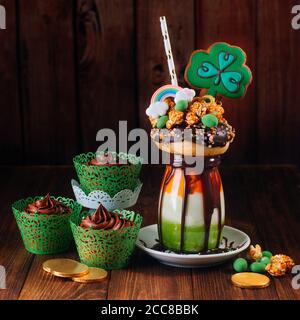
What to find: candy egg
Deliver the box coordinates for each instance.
[259,256,271,265]
[250,262,266,274]
[175,100,188,112]
[262,251,273,259]
[201,114,218,128]
[156,115,169,129]
[233,258,248,272]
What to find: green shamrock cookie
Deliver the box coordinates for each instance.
[185,42,252,99]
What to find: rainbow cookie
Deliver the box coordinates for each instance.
[151,84,182,104]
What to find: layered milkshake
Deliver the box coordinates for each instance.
[158,157,225,253]
[146,42,252,254]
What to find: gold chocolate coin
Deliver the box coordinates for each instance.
[43,259,89,278]
[231,272,271,289]
[72,267,108,283]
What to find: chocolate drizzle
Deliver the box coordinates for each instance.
[201,157,223,251]
[158,165,174,244]
[158,156,224,254]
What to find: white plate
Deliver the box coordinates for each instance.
[136,224,250,268]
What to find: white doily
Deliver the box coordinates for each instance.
[71,179,143,210]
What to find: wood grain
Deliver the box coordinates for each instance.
[192,167,279,300]
[257,0,300,164]
[18,0,78,164]
[196,0,257,164]
[0,165,300,300]
[0,0,23,164]
[76,0,137,153]
[107,165,193,300]
[0,167,50,299]
[18,166,109,300]
[137,0,195,130]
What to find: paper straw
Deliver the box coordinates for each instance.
[160,16,178,86]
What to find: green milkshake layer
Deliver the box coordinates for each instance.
[161,220,224,253]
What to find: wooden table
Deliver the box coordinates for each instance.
[0,165,299,300]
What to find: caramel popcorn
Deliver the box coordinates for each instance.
[271,254,295,272]
[209,103,225,120]
[189,100,204,114]
[265,260,287,277]
[249,244,262,261]
[164,97,175,109]
[186,111,199,127]
[166,109,184,129]
[149,116,158,128]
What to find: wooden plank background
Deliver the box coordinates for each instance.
[0,0,299,165]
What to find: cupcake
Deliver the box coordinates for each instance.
[73,151,142,196]
[70,204,142,269]
[12,194,82,254]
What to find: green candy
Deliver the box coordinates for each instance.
[250,262,266,274]
[201,114,218,128]
[259,256,271,265]
[262,251,273,259]
[156,115,169,129]
[175,100,188,111]
[233,258,248,272]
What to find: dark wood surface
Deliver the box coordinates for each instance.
[0,0,300,166]
[0,165,299,300]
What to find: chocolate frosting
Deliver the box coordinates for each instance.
[80,205,134,230]
[88,152,128,166]
[151,122,235,147]
[25,194,72,215]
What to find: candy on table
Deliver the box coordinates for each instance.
[265,254,295,277]
[185,42,252,99]
[231,272,270,289]
[249,244,262,261]
[262,250,273,259]
[233,258,248,273]
[259,256,271,265]
[233,244,295,279]
[250,261,266,274]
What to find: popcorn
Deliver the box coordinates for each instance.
[164,97,175,109]
[209,103,225,120]
[146,101,169,119]
[186,112,199,127]
[166,109,184,129]
[149,116,158,128]
[265,260,287,277]
[271,254,295,272]
[249,244,262,261]
[175,88,196,103]
[188,100,206,116]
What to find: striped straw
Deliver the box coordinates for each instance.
[160,16,178,86]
